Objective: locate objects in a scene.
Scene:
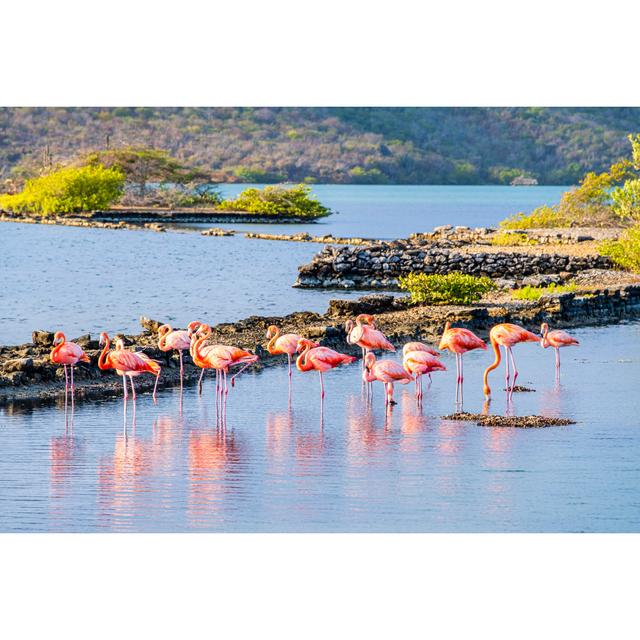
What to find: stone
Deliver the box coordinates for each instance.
[3,358,33,373]
[32,330,54,347]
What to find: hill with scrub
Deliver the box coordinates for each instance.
[2,107,640,185]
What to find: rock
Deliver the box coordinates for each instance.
[3,358,33,373]
[140,317,163,334]
[32,330,54,347]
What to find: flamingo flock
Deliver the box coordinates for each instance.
[49,316,580,415]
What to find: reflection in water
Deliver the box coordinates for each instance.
[266,410,294,468]
[188,426,242,529]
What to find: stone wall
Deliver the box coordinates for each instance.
[295,242,613,289]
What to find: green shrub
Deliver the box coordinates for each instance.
[398,272,496,305]
[0,164,124,215]
[611,178,640,224]
[232,166,285,183]
[500,205,570,229]
[512,283,577,301]
[219,184,331,218]
[599,225,640,273]
[491,231,539,246]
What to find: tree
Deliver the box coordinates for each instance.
[82,147,210,196]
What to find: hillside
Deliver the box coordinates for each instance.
[1,107,640,185]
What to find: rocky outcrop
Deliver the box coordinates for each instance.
[295,242,613,289]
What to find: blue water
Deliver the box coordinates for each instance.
[1,322,638,532]
[0,185,565,344]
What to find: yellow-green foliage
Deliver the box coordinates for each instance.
[512,283,577,301]
[599,225,640,273]
[499,205,570,229]
[0,164,124,215]
[219,184,331,218]
[398,272,496,305]
[490,231,539,246]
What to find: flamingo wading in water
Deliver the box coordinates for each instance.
[540,322,579,379]
[483,323,539,401]
[296,338,356,401]
[345,314,395,365]
[363,353,413,408]
[439,322,487,404]
[402,347,446,402]
[50,332,90,396]
[98,332,161,401]
[266,325,317,381]
[158,322,199,387]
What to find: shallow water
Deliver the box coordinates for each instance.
[0,185,565,344]
[1,322,639,532]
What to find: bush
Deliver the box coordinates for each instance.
[398,272,496,305]
[491,231,539,246]
[0,164,124,215]
[500,205,570,229]
[611,178,640,224]
[512,283,577,301]
[219,184,331,218]
[599,225,640,273]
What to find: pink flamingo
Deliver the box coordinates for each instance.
[296,338,356,401]
[362,352,413,408]
[266,325,317,381]
[402,341,440,383]
[540,322,579,378]
[50,331,90,395]
[439,322,487,404]
[158,321,199,387]
[402,349,446,401]
[98,332,161,401]
[345,314,395,365]
[483,323,540,400]
[191,325,259,409]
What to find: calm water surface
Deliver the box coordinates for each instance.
[0,185,565,344]
[1,322,639,532]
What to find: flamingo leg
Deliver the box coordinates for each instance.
[419,373,423,400]
[555,347,561,378]
[129,376,136,400]
[179,351,184,388]
[319,371,325,399]
[287,353,292,380]
[63,365,69,394]
[198,368,205,395]
[454,354,460,404]
[122,374,128,400]
[504,346,511,395]
[230,361,253,387]
[152,372,159,402]
[70,366,75,393]
[508,347,518,396]
[459,355,464,406]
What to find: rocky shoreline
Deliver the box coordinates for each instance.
[2,282,640,410]
[295,237,614,289]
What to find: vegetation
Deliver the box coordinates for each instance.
[599,225,640,273]
[0,164,124,215]
[82,147,210,196]
[3,107,640,185]
[398,272,496,305]
[500,134,640,229]
[490,231,539,246]
[219,184,331,218]
[512,283,577,301]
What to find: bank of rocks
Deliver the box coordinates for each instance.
[295,242,613,289]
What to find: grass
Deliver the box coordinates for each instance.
[398,272,496,305]
[512,283,577,301]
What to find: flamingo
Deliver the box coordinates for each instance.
[363,352,413,408]
[98,332,161,401]
[266,325,317,380]
[158,321,199,387]
[50,331,90,395]
[345,313,395,365]
[296,338,356,401]
[402,341,440,358]
[540,322,579,378]
[483,323,539,401]
[191,324,259,408]
[402,349,446,401]
[438,322,487,404]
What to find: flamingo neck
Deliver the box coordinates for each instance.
[50,334,66,362]
[482,335,501,397]
[98,334,111,370]
[267,327,280,354]
[158,326,171,350]
[192,328,212,367]
[296,343,313,372]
